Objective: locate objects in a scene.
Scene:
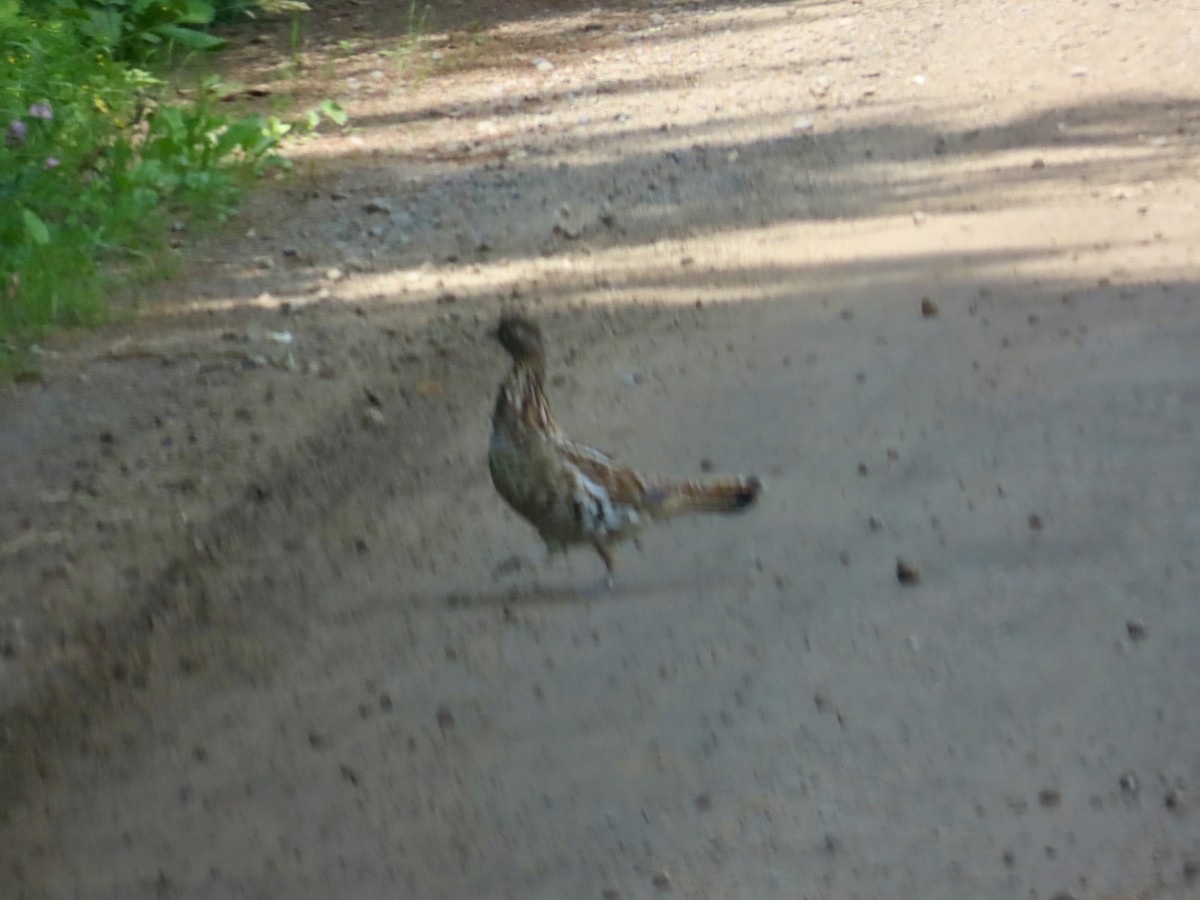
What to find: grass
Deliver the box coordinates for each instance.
[380,0,436,82]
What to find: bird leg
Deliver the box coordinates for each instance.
[592,541,616,591]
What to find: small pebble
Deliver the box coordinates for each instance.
[651,870,672,892]
[896,558,921,585]
[1039,787,1062,808]
[1183,857,1200,885]
[920,297,939,318]
[1164,788,1184,813]
[1125,619,1146,641]
[1118,771,1139,797]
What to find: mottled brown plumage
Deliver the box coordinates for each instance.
[488,313,761,585]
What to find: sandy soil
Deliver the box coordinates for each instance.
[2,0,1199,897]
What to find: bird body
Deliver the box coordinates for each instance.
[488,314,761,581]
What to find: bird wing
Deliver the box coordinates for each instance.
[554,437,649,510]
[549,430,616,463]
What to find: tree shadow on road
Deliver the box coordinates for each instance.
[127,84,1193,333]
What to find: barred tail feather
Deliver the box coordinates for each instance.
[643,475,762,520]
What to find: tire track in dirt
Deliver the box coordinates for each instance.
[0,310,488,811]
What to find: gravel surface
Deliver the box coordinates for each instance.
[3,1,1199,897]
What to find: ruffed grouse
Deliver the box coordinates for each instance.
[488,313,762,585]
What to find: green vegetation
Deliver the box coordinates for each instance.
[380,0,435,80]
[0,0,336,372]
[54,0,229,62]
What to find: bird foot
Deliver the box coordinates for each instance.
[576,573,615,600]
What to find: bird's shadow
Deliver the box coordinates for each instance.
[445,578,610,611]
[443,561,748,613]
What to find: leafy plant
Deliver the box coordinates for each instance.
[46,0,226,62]
[297,99,347,132]
[128,76,290,214]
[1,4,299,363]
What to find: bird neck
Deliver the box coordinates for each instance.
[494,358,556,433]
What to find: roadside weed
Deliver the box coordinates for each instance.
[0,0,337,373]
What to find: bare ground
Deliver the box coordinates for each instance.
[3,0,1200,897]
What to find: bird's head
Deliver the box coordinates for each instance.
[492,313,546,365]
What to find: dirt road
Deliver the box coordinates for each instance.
[3,0,1199,897]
